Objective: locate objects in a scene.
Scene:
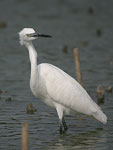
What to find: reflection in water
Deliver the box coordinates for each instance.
[44,128,107,150]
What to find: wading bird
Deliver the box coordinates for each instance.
[19,28,107,134]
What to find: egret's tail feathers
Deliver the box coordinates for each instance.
[93,109,107,124]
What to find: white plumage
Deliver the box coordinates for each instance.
[19,28,107,133]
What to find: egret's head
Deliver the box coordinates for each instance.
[19,28,52,46]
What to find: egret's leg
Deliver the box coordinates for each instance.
[60,121,63,134]
[62,116,68,131]
[55,104,67,134]
[59,117,68,134]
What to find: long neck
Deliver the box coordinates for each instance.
[26,42,38,78]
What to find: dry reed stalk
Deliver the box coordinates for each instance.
[96,85,104,104]
[74,48,83,86]
[22,123,28,150]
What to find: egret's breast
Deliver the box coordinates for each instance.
[30,74,56,109]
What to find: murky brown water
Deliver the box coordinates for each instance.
[0,0,113,149]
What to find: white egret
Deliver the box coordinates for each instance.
[19,28,107,134]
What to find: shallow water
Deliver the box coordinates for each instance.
[0,0,113,149]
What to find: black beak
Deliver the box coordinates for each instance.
[38,33,52,38]
[31,33,52,38]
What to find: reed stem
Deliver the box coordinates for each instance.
[74,48,83,86]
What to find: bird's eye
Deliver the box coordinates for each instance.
[26,34,31,37]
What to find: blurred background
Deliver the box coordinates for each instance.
[0,0,113,149]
